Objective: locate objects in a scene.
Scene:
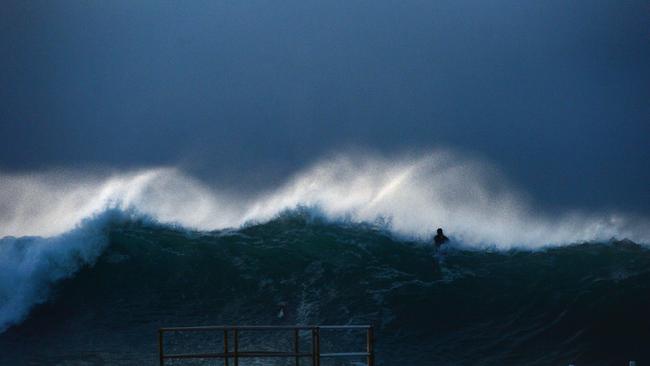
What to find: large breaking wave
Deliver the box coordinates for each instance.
[0,151,649,340]
[1,217,649,365]
[2,151,647,245]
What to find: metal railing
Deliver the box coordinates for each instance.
[158,325,374,366]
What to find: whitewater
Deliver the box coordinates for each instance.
[2,152,647,244]
[1,151,649,365]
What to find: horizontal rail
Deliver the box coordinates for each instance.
[318,325,371,329]
[164,352,315,359]
[320,352,371,357]
[160,325,369,332]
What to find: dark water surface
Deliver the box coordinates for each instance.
[2,216,649,365]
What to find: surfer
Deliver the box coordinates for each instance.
[433,228,448,248]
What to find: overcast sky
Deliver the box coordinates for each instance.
[1,0,649,214]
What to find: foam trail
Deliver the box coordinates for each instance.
[0,151,648,247]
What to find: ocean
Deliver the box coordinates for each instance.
[1,212,649,365]
[1,155,648,365]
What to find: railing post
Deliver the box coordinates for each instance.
[367,326,374,366]
[294,328,300,366]
[224,329,229,366]
[158,329,164,366]
[311,327,320,366]
[311,327,316,366]
[234,328,239,366]
[314,327,320,366]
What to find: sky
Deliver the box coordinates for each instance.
[1,0,649,215]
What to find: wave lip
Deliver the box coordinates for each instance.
[1,152,647,247]
[0,212,117,333]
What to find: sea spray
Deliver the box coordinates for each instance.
[1,151,647,246]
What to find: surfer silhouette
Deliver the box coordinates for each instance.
[434,228,449,248]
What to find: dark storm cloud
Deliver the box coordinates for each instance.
[1,0,648,213]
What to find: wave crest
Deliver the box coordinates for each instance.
[0,211,115,332]
[1,152,647,247]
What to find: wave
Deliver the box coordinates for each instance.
[1,151,648,246]
[1,217,649,365]
[0,211,115,333]
[1,151,649,336]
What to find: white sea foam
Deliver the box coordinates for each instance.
[0,151,648,246]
